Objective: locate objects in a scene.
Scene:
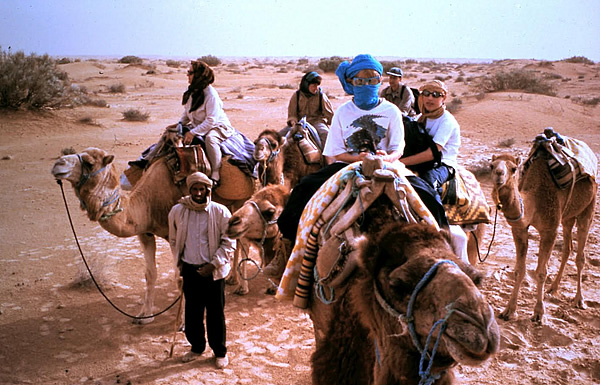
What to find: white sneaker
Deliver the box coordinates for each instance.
[215,355,229,369]
[181,350,201,363]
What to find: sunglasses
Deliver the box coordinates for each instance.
[421,90,445,98]
[352,76,381,86]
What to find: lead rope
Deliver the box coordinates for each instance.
[57,179,181,320]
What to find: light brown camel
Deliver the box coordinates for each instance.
[227,184,291,294]
[51,146,253,322]
[490,149,597,323]
[253,122,324,190]
[308,199,500,385]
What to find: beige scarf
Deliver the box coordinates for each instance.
[417,80,448,124]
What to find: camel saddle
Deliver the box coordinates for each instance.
[440,166,492,225]
[523,127,595,190]
[288,117,323,165]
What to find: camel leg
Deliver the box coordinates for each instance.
[572,202,595,308]
[232,241,249,295]
[135,233,157,324]
[547,218,574,296]
[467,223,486,265]
[499,226,529,321]
[531,229,558,323]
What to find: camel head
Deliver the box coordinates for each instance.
[227,184,289,241]
[357,222,500,370]
[490,154,520,188]
[52,147,116,188]
[253,129,284,163]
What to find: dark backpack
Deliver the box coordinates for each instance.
[410,87,421,114]
[401,115,441,174]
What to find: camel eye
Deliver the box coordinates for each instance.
[270,141,278,150]
[262,208,276,221]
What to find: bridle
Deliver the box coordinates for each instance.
[373,259,459,385]
[255,137,282,186]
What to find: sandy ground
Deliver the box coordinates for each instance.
[0,57,599,385]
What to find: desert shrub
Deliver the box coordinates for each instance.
[85,98,108,107]
[78,116,97,125]
[118,55,143,64]
[563,56,594,65]
[122,108,149,121]
[0,49,74,110]
[380,60,405,73]
[109,83,126,93]
[318,56,345,73]
[446,98,463,113]
[165,60,181,68]
[498,138,516,148]
[198,55,222,66]
[57,57,72,64]
[61,147,76,155]
[278,84,294,89]
[467,159,491,178]
[571,96,600,106]
[297,57,309,65]
[455,76,465,83]
[474,69,556,96]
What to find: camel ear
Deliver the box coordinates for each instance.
[103,154,115,166]
[491,155,497,161]
[352,235,370,268]
[515,156,521,165]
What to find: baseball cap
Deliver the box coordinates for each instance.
[386,67,403,77]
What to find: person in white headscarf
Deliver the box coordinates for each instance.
[168,171,235,369]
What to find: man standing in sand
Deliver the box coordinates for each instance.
[168,172,235,369]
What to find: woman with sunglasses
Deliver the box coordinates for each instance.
[400,80,468,261]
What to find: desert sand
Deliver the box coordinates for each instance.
[0,56,599,385]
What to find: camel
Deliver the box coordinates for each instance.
[227,184,291,294]
[308,200,500,384]
[253,120,325,190]
[51,145,254,323]
[490,142,597,323]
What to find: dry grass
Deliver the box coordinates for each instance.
[122,108,149,121]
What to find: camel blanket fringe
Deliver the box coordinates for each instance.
[275,161,438,306]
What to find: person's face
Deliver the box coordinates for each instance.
[421,89,446,111]
[190,183,208,203]
[187,66,194,85]
[388,75,401,88]
[308,83,320,94]
[351,69,382,86]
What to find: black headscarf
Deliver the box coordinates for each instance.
[182,60,215,112]
[299,71,322,97]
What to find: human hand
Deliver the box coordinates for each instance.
[173,270,183,290]
[196,263,215,277]
[183,131,195,145]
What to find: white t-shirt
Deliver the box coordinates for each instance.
[424,110,460,169]
[323,100,404,157]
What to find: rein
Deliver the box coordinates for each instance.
[472,206,500,264]
[56,179,181,321]
[374,259,459,385]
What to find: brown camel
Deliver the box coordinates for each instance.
[490,148,597,323]
[227,184,291,294]
[308,198,500,385]
[51,146,253,322]
[253,123,324,190]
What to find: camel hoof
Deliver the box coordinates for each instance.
[498,309,513,321]
[574,298,587,309]
[530,313,544,324]
[265,287,276,296]
[132,316,155,325]
[233,286,249,296]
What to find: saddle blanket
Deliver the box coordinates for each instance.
[275,161,438,303]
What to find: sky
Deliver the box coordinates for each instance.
[1,0,599,62]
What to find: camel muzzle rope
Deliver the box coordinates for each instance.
[56,179,181,320]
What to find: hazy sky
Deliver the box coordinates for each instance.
[1,0,599,62]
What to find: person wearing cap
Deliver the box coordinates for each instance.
[281,71,334,148]
[168,171,235,368]
[380,67,416,116]
[400,80,469,261]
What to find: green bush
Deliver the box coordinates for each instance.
[474,69,556,96]
[198,55,222,66]
[0,48,72,110]
[118,55,143,64]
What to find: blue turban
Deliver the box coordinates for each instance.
[335,54,383,95]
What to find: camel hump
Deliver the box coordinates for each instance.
[217,156,254,200]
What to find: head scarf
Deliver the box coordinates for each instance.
[417,80,448,123]
[299,71,322,96]
[335,54,383,110]
[182,60,215,112]
[180,171,212,211]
